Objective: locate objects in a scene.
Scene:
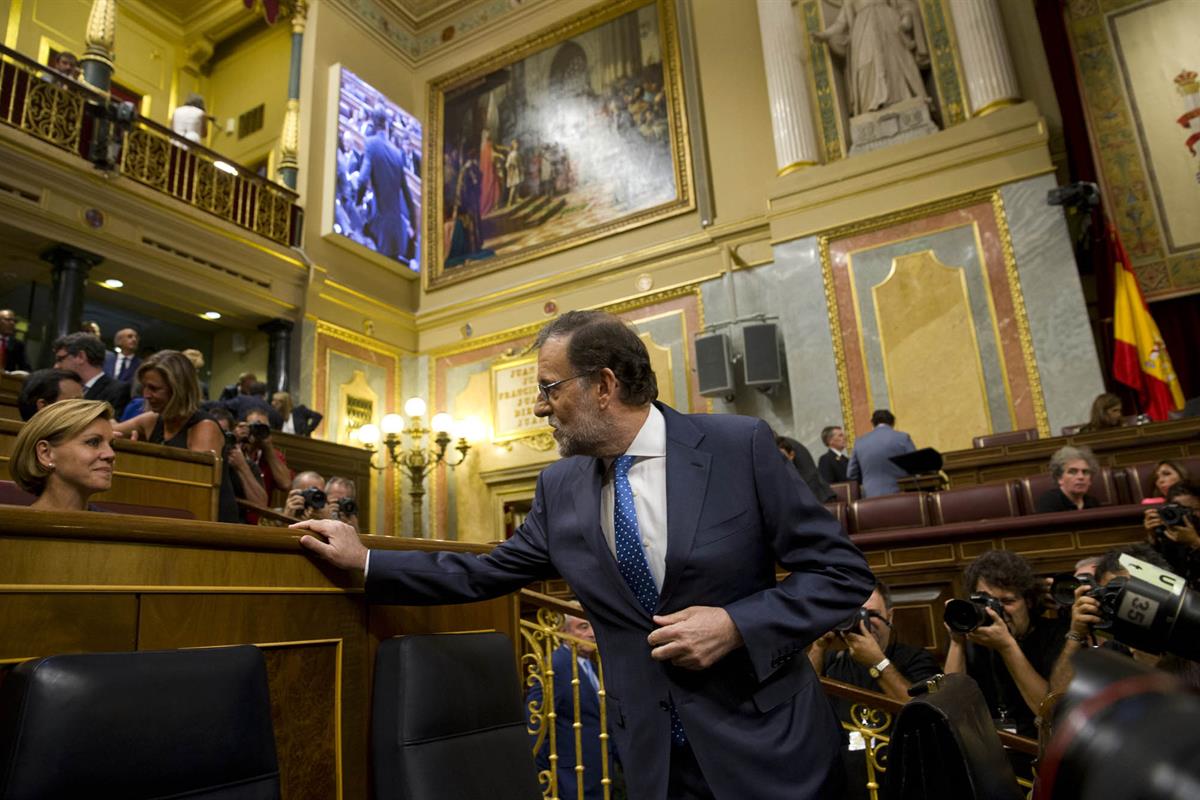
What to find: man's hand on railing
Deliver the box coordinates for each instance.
[293,518,367,571]
[647,606,743,670]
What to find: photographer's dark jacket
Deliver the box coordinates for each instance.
[964,614,1068,737]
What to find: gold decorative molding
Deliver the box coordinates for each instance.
[777,160,818,178]
[819,233,856,447]
[278,98,301,171]
[973,97,1020,118]
[82,0,117,68]
[292,0,309,35]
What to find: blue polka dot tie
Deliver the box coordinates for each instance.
[613,454,687,746]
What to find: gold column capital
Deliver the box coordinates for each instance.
[279,97,301,170]
[84,0,116,62]
[292,0,308,35]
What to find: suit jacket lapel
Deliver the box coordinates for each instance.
[571,457,649,617]
[658,405,710,609]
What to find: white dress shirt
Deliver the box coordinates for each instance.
[83,372,102,391]
[600,404,668,591]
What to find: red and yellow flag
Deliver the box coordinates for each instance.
[1109,225,1184,420]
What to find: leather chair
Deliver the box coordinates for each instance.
[971,429,1038,449]
[1019,468,1118,513]
[372,632,540,800]
[849,492,930,534]
[931,482,1021,525]
[0,645,280,800]
[825,501,847,529]
[831,481,861,504]
[884,674,1023,800]
[1123,457,1200,503]
[1060,424,1084,436]
[0,481,34,506]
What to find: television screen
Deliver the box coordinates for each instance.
[333,67,422,273]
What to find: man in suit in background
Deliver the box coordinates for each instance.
[296,309,874,800]
[358,107,415,261]
[0,309,31,372]
[52,333,130,417]
[526,614,616,800]
[219,372,258,402]
[818,425,850,486]
[846,409,916,498]
[104,328,141,382]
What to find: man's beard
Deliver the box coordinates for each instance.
[550,401,609,457]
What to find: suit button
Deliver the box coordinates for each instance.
[659,701,670,711]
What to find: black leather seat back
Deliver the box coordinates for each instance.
[885,674,1022,800]
[0,645,279,800]
[372,632,540,800]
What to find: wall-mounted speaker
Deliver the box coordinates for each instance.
[742,323,783,388]
[694,332,735,397]
[231,332,248,355]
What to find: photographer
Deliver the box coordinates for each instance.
[324,475,360,531]
[944,550,1069,737]
[810,582,939,800]
[207,405,268,511]
[236,409,291,503]
[1143,482,1200,586]
[1049,544,1173,695]
[284,471,328,522]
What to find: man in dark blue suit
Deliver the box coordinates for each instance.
[103,327,141,382]
[296,310,875,799]
[526,615,615,800]
[358,107,415,261]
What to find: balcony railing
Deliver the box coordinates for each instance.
[0,45,301,247]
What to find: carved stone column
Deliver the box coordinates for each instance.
[41,246,102,359]
[80,0,116,91]
[950,0,1020,116]
[277,0,307,189]
[756,0,820,174]
[259,318,294,395]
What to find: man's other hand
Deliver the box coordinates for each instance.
[648,606,743,670]
[293,518,368,571]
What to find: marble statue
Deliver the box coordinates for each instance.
[812,0,929,117]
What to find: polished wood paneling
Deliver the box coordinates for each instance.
[0,508,519,800]
[272,432,375,532]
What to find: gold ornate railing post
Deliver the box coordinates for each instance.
[80,0,116,91]
[277,0,306,189]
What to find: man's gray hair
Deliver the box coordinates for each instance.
[1048,445,1099,480]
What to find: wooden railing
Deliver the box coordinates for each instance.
[0,44,301,247]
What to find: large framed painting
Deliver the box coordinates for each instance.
[424,0,694,289]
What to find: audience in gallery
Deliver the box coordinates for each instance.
[223,380,284,430]
[776,435,836,502]
[818,425,850,485]
[943,549,1068,738]
[51,333,132,418]
[203,404,268,513]
[79,320,102,339]
[1034,445,1101,512]
[847,408,916,498]
[235,408,292,500]
[0,308,32,373]
[10,399,115,512]
[16,368,83,421]
[115,350,238,523]
[219,372,259,402]
[271,391,323,437]
[45,50,81,83]
[171,94,208,144]
[104,328,141,383]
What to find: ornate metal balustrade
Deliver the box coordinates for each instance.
[0,45,301,247]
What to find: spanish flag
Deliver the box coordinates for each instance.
[1110,225,1184,420]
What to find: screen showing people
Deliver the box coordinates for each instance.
[333,66,422,273]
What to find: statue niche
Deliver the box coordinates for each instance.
[812,0,939,155]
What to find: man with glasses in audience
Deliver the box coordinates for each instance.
[296,309,874,800]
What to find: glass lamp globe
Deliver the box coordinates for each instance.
[431,412,454,434]
[381,413,405,435]
[357,423,380,445]
[404,396,427,418]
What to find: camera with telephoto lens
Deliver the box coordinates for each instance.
[1149,503,1200,584]
[300,487,327,511]
[943,592,1007,634]
[834,607,873,634]
[248,421,271,441]
[1076,554,1200,659]
[1051,572,1096,609]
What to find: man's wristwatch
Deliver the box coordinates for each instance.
[868,657,891,679]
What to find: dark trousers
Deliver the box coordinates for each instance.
[667,741,715,800]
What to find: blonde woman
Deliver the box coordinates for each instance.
[115,350,238,522]
[10,399,114,511]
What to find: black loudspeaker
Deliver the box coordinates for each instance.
[694,332,735,397]
[742,323,783,388]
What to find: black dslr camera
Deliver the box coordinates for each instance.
[1075,555,1200,659]
[248,421,271,441]
[834,607,874,634]
[300,487,327,511]
[943,592,1006,634]
[1149,503,1200,585]
[331,497,357,520]
[1051,572,1097,609]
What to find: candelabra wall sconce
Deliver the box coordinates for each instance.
[354,397,485,536]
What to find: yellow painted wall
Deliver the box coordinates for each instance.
[203,22,291,168]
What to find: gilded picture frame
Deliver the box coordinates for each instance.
[423,0,694,289]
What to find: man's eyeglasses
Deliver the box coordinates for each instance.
[536,373,588,402]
